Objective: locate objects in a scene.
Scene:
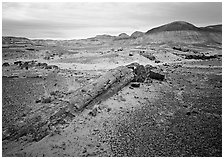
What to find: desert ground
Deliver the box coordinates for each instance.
[2,21,222,157]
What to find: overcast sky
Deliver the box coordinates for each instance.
[2,2,222,39]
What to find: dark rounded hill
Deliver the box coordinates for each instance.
[146,21,200,34]
[130,31,144,38]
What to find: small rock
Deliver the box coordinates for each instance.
[89,108,98,117]
[93,128,100,132]
[98,104,107,110]
[107,107,111,112]
[134,96,139,99]
[41,96,52,103]
[82,147,87,153]
[118,95,126,102]
[131,82,140,88]
[35,99,41,103]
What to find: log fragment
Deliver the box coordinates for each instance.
[68,66,135,111]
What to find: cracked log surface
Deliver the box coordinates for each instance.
[2,64,139,142]
[67,65,135,111]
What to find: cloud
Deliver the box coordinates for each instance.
[2,2,222,39]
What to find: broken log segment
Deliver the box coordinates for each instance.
[67,65,135,111]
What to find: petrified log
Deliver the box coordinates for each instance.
[68,65,135,111]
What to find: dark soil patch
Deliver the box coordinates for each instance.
[2,77,45,129]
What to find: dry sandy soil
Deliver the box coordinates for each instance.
[2,40,222,157]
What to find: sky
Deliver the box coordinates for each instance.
[2,2,222,39]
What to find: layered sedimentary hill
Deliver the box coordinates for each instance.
[143,21,222,44]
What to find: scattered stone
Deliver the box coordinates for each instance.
[131,82,140,88]
[129,86,134,89]
[41,96,52,103]
[186,110,199,116]
[14,61,23,66]
[134,96,139,99]
[145,78,152,84]
[129,53,133,56]
[163,63,169,66]
[82,147,87,153]
[98,104,107,110]
[88,107,98,117]
[35,99,42,103]
[2,62,10,67]
[117,95,126,102]
[107,107,112,112]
